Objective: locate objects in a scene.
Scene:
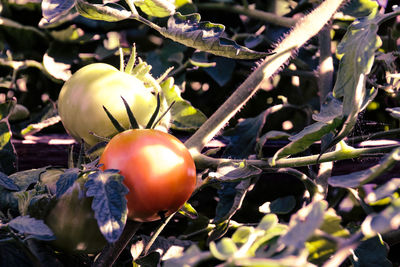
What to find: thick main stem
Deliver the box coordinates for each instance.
[185,0,347,156]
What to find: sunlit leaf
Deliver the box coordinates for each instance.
[75,0,131,22]
[41,0,75,23]
[362,198,400,236]
[271,118,342,164]
[179,202,198,219]
[160,13,270,59]
[306,209,350,265]
[163,245,211,267]
[161,77,207,131]
[341,0,379,17]
[278,201,327,250]
[365,178,400,204]
[134,0,176,18]
[209,237,238,261]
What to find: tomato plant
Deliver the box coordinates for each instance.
[57,63,163,147]
[98,129,197,222]
[45,175,106,254]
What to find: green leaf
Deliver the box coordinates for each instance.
[213,162,262,183]
[161,77,207,131]
[8,216,55,241]
[306,209,350,265]
[163,245,211,267]
[134,0,176,18]
[0,172,19,191]
[271,118,342,164]
[386,107,400,120]
[85,170,129,243]
[365,178,400,204]
[160,12,270,59]
[278,201,327,250]
[341,0,379,18]
[259,195,296,215]
[232,226,254,245]
[362,198,400,236]
[325,12,383,152]
[257,214,279,231]
[312,93,343,123]
[75,0,131,22]
[207,221,230,243]
[209,237,238,261]
[328,148,400,188]
[0,122,17,175]
[179,202,198,219]
[203,57,236,86]
[41,0,75,23]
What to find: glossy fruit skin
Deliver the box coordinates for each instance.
[45,176,106,254]
[98,129,196,222]
[58,63,163,147]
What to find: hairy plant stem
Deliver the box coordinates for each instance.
[185,0,347,156]
[196,3,297,28]
[194,144,400,170]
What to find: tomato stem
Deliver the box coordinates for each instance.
[184,0,347,155]
[93,220,142,267]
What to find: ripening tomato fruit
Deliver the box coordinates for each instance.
[57,63,169,147]
[98,129,196,222]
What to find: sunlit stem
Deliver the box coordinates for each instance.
[193,145,400,171]
[184,0,347,155]
[119,47,124,72]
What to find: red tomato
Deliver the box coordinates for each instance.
[98,129,196,222]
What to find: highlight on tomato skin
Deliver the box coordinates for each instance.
[98,129,197,222]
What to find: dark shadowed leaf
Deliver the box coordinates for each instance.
[85,170,129,242]
[351,236,391,267]
[0,241,38,267]
[259,195,296,215]
[0,172,19,191]
[8,216,55,241]
[160,13,270,59]
[329,148,400,188]
[9,168,48,191]
[203,57,236,86]
[55,168,80,198]
[214,162,262,183]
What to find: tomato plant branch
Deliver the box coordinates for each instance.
[194,144,400,170]
[143,212,175,256]
[196,3,297,28]
[185,0,347,155]
[93,220,142,267]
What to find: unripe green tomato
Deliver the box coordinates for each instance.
[58,63,168,147]
[45,176,106,254]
